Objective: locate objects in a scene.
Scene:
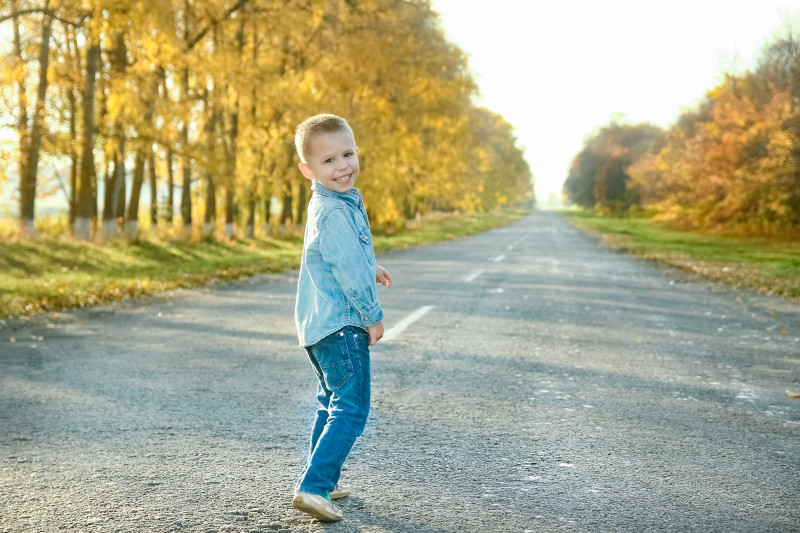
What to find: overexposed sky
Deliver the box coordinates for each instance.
[429,0,797,202]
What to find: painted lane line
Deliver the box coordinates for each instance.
[462,269,485,283]
[507,235,527,251]
[491,254,506,263]
[383,305,435,342]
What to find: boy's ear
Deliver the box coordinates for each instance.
[298,162,315,181]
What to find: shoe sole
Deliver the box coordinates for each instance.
[292,494,342,522]
[330,490,350,500]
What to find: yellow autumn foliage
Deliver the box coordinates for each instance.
[567,26,800,233]
[1,0,533,237]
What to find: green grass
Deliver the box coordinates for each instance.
[0,209,529,317]
[559,210,800,299]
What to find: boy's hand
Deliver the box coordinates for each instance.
[368,322,384,346]
[376,265,392,288]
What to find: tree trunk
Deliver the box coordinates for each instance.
[126,76,157,239]
[113,136,127,229]
[181,154,192,238]
[279,181,293,234]
[102,140,124,238]
[126,149,146,238]
[201,106,218,238]
[166,148,175,223]
[75,40,100,239]
[179,68,192,238]
[68,82,78,229]
[148,153,157,228]
[223,97,240,239]
[263,196,272,236]
[102,161,115,233]
[12,9,30,234]
[110,33,128,236]
[18,13,53,237]
[224,189,235,238]
[245,194,255,238]
[100,33,128,239]
[66,24,79,230]
[203,173,216,237]
[296,181,307,225]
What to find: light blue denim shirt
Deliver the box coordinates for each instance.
[295,180,383,347]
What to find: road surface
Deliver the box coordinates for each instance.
[1,211,798,532]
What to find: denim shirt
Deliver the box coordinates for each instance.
[295,181,383,347]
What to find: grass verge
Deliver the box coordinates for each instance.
[559,210,800,300]
[0,209,528,318]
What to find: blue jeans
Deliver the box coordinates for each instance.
[296,326,371,496]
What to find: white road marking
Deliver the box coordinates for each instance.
[383,305,435,342]
[507,235,527,251]
[491,254,506,263]
[461,269,484,283]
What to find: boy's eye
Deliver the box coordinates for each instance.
[324,158,333,163]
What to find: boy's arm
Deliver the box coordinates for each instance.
[318,209,384,328]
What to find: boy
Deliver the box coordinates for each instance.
[291,114,391,522]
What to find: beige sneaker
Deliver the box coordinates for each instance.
[292,492,343,522]
[330,484,350,500]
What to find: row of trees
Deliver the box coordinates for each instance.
[563,28,800,232]
[0,0,533,239]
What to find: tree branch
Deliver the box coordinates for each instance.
[0,8,90,27]
[184,0,250,51]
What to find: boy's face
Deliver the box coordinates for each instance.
[299,130,359,194]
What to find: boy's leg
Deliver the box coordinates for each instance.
[296,326,370,497]
[306,350,333,456]
[296,377,332,491]
[309,384,331,457]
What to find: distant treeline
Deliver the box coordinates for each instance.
[563,28,800,233]
[0,0,533,239]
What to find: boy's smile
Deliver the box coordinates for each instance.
[299,130,360,194]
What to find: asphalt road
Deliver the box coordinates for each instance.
[1,211,798,533]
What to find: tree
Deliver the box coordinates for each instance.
[1,0,533,241]
[563,120,662,212]
[5,1,55,237]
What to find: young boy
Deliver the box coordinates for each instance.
[291,114,391,522]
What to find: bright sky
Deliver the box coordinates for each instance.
[429,0,798,203]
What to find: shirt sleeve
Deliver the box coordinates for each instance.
[318,208,383,326]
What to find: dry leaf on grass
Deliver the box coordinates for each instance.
[786,390,800,398]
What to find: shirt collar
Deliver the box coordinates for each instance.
[311,180,363,206]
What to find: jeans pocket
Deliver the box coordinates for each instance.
[352,327,369,343]
[315,331,355,391]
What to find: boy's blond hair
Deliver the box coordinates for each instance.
[295,114,354,164]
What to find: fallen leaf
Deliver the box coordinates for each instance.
[787,390,800,398]
[781,329,788,335]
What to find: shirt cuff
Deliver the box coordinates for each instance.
[360,303,383,327]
